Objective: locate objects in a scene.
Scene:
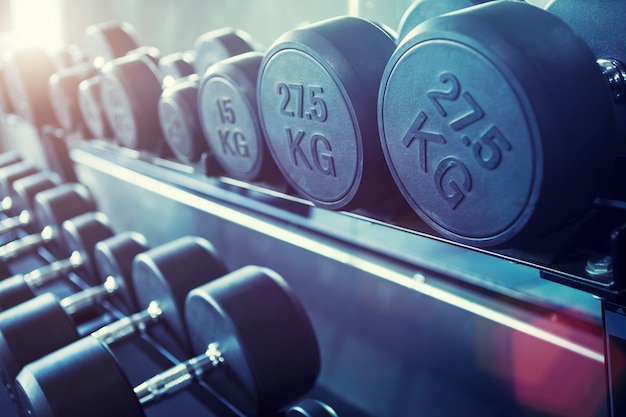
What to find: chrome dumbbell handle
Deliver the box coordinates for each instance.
[0,225,54,260]
[134,343,224,406]
[23,251,84,287]
[90,301,162,345]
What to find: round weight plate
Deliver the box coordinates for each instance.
[94,231,149,315]
[185,266,320,417]
[32,183,96,257]
[159,51,196,87]
[84,21,140,69]
[0,274,36,311]
[101,54,164,151]
[132,236,227,357]
[200,51,282,183]
[61,212,115,286]
[78,75,114,139]
[15,336,144,417]
[0,293,79,402]
[159,75,207,164]
[10,171,62,216]
[0,162,39,199]
[379,2,615,247]
[49,64,97,131]
[258,16,398,210]
[0,151,22,170]
[2,47,56,125]
[396,0,491,43]
[193,28,256,76]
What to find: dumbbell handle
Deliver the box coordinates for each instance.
[0,210,30,235]
[60,276,118,315]
[0,196,13,214]
[23,251,84,287]
[0,226,54,260]
[134,343,224,406]
[90,301,162,344]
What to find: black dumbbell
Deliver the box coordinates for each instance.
[0,165,60,231]
[0,171,62,230]
[0,182,96,260]
[16,265,321,417]
[378,1,616,248]
[0,211,115,311]
[0,152,22,173]
[0,162,43,216]
[396,0,497,42]
[198,51,287,188]
[0,235,224,396]
[0,229,148,402]
[50,21,141,135]
[1,47,58,126]
[257,17,407,219]
[158,28,257,168]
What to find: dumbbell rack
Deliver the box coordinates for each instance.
[74,138,609,416]
[2,107,622,416]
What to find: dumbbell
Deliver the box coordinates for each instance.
[0,170,61,237]
[48,21,140,135]
[0,229,148,401]
[396,0,497,42]
[0,161,41,214]
[15,264,320,417]
[155,28,256,165]
[0,235,225,390]
[378,1,616,248]
[0,182,96,260]
[0,235,223,406]
[1,47,58,126]
[197,51,287,187]
[257,17,406,218]
[0,211,115,311]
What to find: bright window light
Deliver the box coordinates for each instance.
[9,0,64,52]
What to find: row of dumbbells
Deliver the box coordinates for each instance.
[0,156,334,416]
[1,0,621,252]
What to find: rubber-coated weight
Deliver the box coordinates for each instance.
[49,64,97,131]
[0,162,39,201]
[396,0,493,42]
[159,51,196,87]
[258,17,400,212]
[93,231,149,315]
[84,21,140,69]
[10,171,62,217]
[378,1,615,247]
[2,47,56,126]
[60,212,115,286]
[101,52,165,151]
[200,51,284,184]
[16,336,143,417]
[30,183,96,257]
[78,75,113,139]
[193,28,256,76]
[158,75,207,164]
[186,265,320,416]
[132,236,228,358]
[0,292,80,404]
